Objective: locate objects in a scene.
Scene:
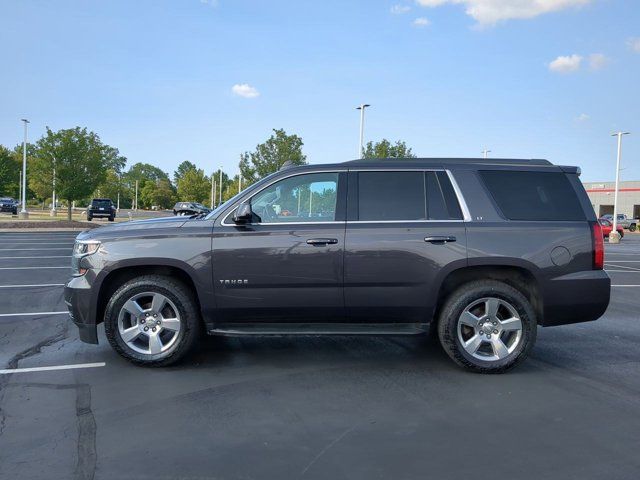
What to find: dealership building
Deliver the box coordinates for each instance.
[583,181,640,219]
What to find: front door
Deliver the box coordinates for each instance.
[212,171,346,323]
[344,170,468,323]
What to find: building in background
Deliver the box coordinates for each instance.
[583,181,640,219]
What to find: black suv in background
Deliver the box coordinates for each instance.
[0,197,18,215]
[66,158,610,373]
[87,198,116,221]
[173,202,211,216]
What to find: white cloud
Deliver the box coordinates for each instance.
[231,84,260,98]
[576,113,590,122]
[391,4,411,14]
[548,54,582,74]
[413,17,432,26]
[200,0,218,6]
[627,37,640,53]
[415,0,591,26]
[588,53,608,71]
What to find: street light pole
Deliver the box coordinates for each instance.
[19,119,29,219]
[18,170,22,210]
[482,149,491,159]
[211,175,215,209]
[356,104,370,158]
[219,168,223,205]
[50,157,57,217]
[135,180,139,211]
[610,132,630,243]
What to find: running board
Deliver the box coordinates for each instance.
[208,323,429,336]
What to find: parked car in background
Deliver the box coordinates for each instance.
[598,218,624,238]
[0,197,18,215]
[601,213,637,232]
[87,198,116,221]
[66,158,610,374]
[172,202,211,216]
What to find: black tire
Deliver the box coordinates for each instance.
[629,224,636,232]
[104,275,202,366]
[437,280,537,374]
[87,216,92,221]
[108,216,115,222]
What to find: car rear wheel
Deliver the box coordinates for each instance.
[629,224,637,232]
[437,280,537,373]
[104,275,202,366]
[87,216,92,221]
[108,215,114,222]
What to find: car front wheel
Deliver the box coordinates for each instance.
[104,275,202,366]
[437,280,537,373]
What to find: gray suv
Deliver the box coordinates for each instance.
[65,158,610,373]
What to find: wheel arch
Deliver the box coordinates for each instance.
[95,262,204,327]
[433,264,542,326]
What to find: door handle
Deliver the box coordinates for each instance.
[424,236,456,244]
[306,238,338,246]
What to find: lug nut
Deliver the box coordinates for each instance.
[153,314,157,318]
[487,334,492,339]
[141,319,145,324]
[493,321,498,326]
[144,326,149,332]
[156,320,161,325]
[493,329,498,334]
[152,327,157,332]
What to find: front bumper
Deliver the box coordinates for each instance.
[541,270,611,326]
[65,274,99,344]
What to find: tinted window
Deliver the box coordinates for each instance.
[426,171,463,220]
[358,172,426,221]
[92,199,112,208]
[480,171,585,221]
[251,172,338,223]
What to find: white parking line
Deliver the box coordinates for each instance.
[0,362,105,375]
[0,255,71,259]
[0,266,69,270]
[605,264,640,271]
[0,284,65,288]
[0,311,68,317]
[605,270,640,273]
[612,285,640,287]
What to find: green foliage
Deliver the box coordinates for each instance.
[141,179,176,209]
[174,161,197,184]
[0,145,21,198]
[239,128,307,184]
[177,168,210,204]
[125,163,170,188]
[362,139,416,159]
[95,169,132,206]
[34,127,125,219]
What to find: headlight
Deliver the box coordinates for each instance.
[73,240,101,257]
[72,240,101,276]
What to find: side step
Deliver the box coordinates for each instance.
[208,323,429,336]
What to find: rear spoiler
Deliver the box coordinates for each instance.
[559,165,581,176]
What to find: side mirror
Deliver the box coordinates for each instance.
[233,202,253,223]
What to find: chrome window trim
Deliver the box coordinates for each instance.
[220,167,472,226]
[445,170,472,222]
[220,169,346,227]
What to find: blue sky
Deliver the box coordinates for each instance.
[0,0,638,181]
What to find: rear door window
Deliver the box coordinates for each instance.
[480,170,585,221]
[356,171,463,221]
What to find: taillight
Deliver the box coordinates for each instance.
[592,222,604,270]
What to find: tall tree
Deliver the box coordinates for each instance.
[362,139,416,159]
[177,168,210,204]
[34,127,127,220]
[239,128,307,184]
[0,145,21,198]
[174,161,197,185]
[140,179,176,209]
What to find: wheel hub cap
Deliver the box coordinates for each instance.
[457,297,523,362]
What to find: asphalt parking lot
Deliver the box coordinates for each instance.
[1,231,639,480]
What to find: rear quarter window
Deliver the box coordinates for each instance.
[480,170,585,221]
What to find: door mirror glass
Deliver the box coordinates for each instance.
[233,202,253,223]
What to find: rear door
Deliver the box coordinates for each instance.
[344,169,468,323]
